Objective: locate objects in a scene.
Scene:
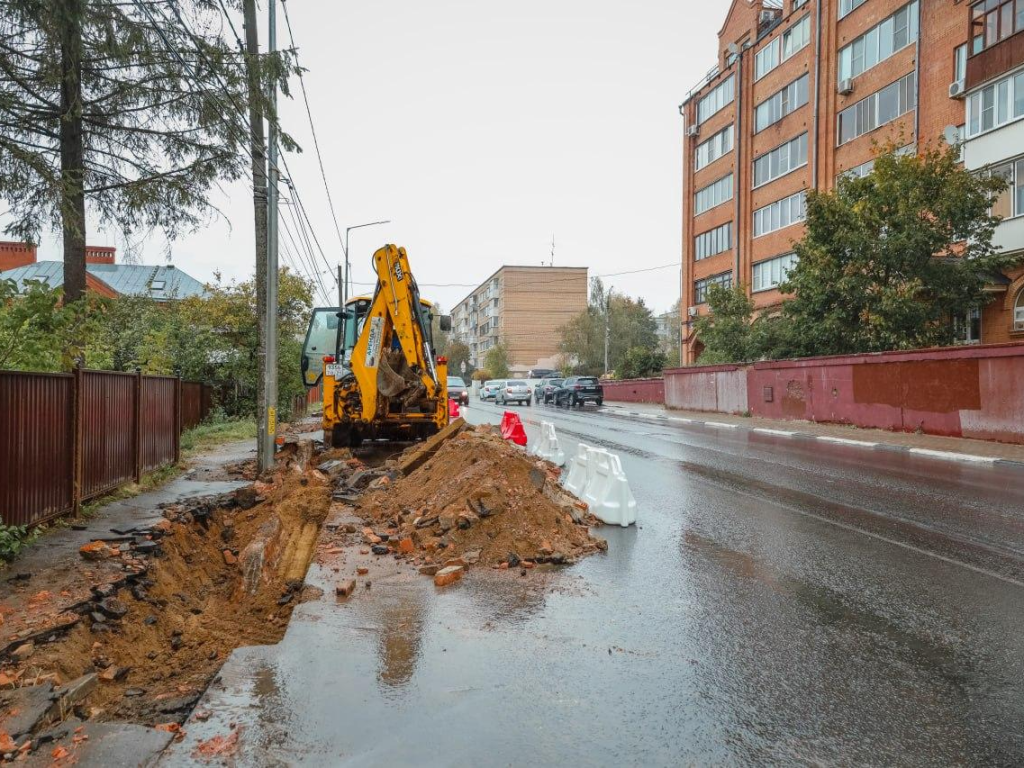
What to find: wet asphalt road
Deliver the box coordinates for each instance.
[170,402,1024,767]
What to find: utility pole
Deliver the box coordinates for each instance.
[264,0,280,469]
[604,287,612,375]
[242,0,271,473]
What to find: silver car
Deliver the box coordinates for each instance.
[480,380,504,401]
[496,379,531,406]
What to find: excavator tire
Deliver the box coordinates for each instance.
[331,424,363,449]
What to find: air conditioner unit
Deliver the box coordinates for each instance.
[759,10,775,24]
[838,79,854,96]
[949,79,966,99]
[688,306,699,317]
[687,125,700,138]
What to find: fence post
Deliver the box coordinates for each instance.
[71,366,84,516]
[174,376,182,465]
[134,369,143,484]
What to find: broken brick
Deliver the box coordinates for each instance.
[335,580,357,598]
[433,565,464,587]
[222,550,237,566]
[356,567,369,575]
[397,538,415,554]
[79,541,113,561]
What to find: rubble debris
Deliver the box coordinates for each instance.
[360,425,606,570]
[433,566,464,587]
[79,541,113,561]
[335,580,357,598]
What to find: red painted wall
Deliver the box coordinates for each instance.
[601,378,665,404]
[664,343,1024,445]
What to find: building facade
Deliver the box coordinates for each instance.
[451,266,588,375]
[679,0,1024,364]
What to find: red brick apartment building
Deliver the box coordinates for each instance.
[679,0,1024,364]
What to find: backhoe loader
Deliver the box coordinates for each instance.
[300,244,451,448]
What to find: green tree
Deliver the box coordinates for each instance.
[445,340,473,379]
[781,143,1015,356]
[693,284,757,364]
[0,0,295,303]
[0,278,102,370]
[618,346,666,379]
[484,341,510,379]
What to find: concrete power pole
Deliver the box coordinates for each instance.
[264,0,280,470]
[604,288,611,376]
[242,0,272,473]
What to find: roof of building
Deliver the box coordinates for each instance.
[0,261,207,300]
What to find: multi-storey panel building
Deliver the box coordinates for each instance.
[451,266,588,375]
[679,0,1024,363]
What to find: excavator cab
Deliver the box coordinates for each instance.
[300,307,342,387]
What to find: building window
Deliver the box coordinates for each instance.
[755,74,809,132]
[752,253,799,292]
[792,0,808,9]
[695,174,734,215]
[971,0,1024,54]
[694,272,733,304]
[1015,289,1024,331]
[988,157,1024,219]
[954,308,983,344]
[954,44,968,83]
[695,222,733,260]
[150,280,166,291]
[753,191,807,237]
[839,0,868,19]
[697,75,735,125]
[754,15,810,81]
[838,2,919,84]
[695,125,734,170]
[966,68,1024,137]
[837,72,916,145]
[753,133,808,188]
[838,144,916,182]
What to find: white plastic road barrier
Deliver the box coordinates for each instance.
[530,422,566,466]
[562,443,592,496]
[580,448,637,527]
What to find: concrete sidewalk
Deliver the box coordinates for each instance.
[602,401,1024,465]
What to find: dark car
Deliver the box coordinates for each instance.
[553,376,603,408]
[534,377,564,405]
[447,376,470,405]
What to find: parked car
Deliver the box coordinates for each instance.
[496,379,532,406]
[447,376,470,405]
[527,368,562,379]
[534,377,564,404]
[480,380,504,401]
[553,376,603,408]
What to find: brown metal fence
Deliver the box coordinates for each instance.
[0,369,213,528]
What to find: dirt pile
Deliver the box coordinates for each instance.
[1,454,332,732]
[358,425,607,570]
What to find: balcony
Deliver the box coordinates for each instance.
[967,0,1024,89]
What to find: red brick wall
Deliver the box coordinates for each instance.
[0,241,36,271]
[601,378,665,405]
[85,246,116,265]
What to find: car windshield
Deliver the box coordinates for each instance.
[447,377,466,387]
[550,379,564,386]
[508,381,527,388]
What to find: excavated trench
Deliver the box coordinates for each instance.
[23,460,334,728]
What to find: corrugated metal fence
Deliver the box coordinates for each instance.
[0,369,213,528]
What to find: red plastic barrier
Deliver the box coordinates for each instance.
[499,411,527,446]
[448,399,461,420]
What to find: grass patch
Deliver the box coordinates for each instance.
[181,418,258,456]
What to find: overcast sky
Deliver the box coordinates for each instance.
[20,0,722,315]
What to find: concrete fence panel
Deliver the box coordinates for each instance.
[600,378,664,404]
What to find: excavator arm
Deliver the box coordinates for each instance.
[350,244,445,423]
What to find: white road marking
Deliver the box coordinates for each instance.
[908,448,998,464]
[817,436,879,448]
[669,417,694,424]
[704,421,739,429]
[753,428,797,437]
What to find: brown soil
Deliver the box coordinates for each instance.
[15,467,332,726]
[359,425,606,568]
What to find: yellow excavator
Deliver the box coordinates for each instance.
[300,244,451,448]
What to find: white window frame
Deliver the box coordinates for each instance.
[838,144,917,182]
[697,75,735,125]
[753,133,808,188]
[695,222,733,260]
[839,0,868,19]
[966,68,1024,139]
[753,191,807,238]
[752,253,799,293]
[695,174,734,215]
[988,156,1024,220]
[755,74,810,133]
[837,2,919,84]
[695,125,734,171]
[1015,290,1024,332]
[754,15,810,82]
[954,307,983,345]
[837,72,916,145]
[694,272,733,304]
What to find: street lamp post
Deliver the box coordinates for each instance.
[343,220,391,305]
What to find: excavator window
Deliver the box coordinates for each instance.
[300,307,341,387]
